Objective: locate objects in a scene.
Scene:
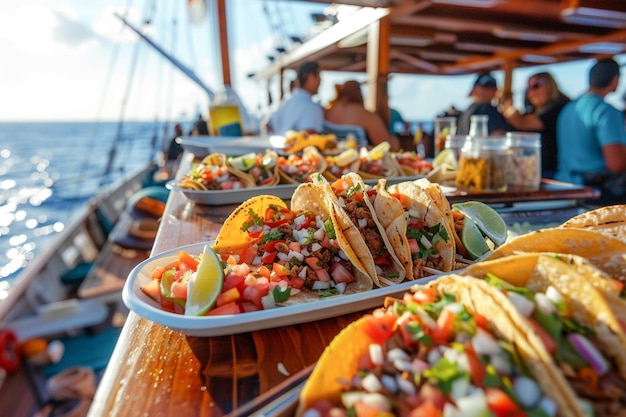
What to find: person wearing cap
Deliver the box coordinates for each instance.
[555,58,626,204]
[266,61,324,135]
[456,73,511,135]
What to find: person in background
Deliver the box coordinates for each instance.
[457,73,510,135]
[266,61,324,135]
[502,72,570,178]
[555,58,626,204]
[167,123,185,161]
[324,80,401,151]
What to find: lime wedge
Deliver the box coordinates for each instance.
[185,245,224,316]
[461,217,491,260]
[229,153,257,171]
[453,201,507,246]
[333,148,359,167]
[433,148,457,170]
[366,142,390,160]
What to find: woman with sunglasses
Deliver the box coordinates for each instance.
[502,72,570,178]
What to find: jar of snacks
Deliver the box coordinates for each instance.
[506,132,541,190]
[455,136,509,192]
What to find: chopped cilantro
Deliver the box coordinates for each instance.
[323,219,336,239]
[423,357,466,394]
[345,184,362,198]
[405,321,432,345]
[241,208,264,231]
[317,288,339,297]
[261,228,284,244]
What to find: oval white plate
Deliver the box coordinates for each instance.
[123,242,437,336]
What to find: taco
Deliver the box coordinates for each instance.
[357,142,403,180]
[382,180,455,279]
[560,204,626,243]
[482,227,626,283]
[227,150,280,187]
[276,146,327,184]
[212,195,373,303]
[178,153,255,190]
[322,148,360,182]
[394,151,434,176]
[462,254,626,416]
[318,173,407,285]
[297,275,579,417]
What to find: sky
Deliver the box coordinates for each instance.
[1,1,625,126]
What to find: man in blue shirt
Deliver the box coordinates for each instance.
[267,61,324,135]
[556,58,626,203]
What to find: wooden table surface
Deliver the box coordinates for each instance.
[87,188,370,417]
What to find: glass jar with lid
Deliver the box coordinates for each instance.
[455,135,510,192]
[505,132,541,190]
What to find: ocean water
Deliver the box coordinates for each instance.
[0,121,177,292]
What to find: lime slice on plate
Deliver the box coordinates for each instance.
[229,153,257,171]
[185,245,224,316]
[333,148,359,167]
[453,201,507,246]
[461,217,491,260]
[433,148,457,171]
[366,142,390,160]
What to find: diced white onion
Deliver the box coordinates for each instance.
[298,266,308,278]
[507,292,535,317]
[335,282,346,294]
[444,347,460,363]
[534,292,556,315]
[310,242,322,252]
[450,376,471,401]
[538,396,558,417]
[420,235,432,249]
[395,375,416,395]
[311,281,331,290]
[261,295,276,309]
[513,376,541,407]
[313,228,325,241]
[361,374,383,392]
[358,218,368,228]
[472,328,501,355]
[387,348,411,363]
[294,215,306,226]
[427,347,443,365]
[393,358,414,373]
[369,344,384,366]
[338,250,349,260]
[277,252,288,261]
[455,351,470,372]
[490,353,512,375]
[288,250,304,262]
[455,390,489,417]
[545,286,564,306]
[380,374,397,393]
[360,393,391,411]
[444,302,464,314]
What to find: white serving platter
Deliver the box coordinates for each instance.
[122,242,438,337]
[179,135,286,156]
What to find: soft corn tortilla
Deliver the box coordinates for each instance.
[560,204,626,243]
[482,227,626,283]
[227,149,281,187]
[297,275,582,417]
[214,193,373,293]
[463,254,626,379]
[384,180,455,279]
[306,172,406,286]
[358,151,403,180]
[181,153,256,190]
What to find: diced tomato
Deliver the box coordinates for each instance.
[373,255,390,266]
[611,278,624,293]
[239,246,258,265]
[242,284,269,308]
[264,206,295,227]
[431,309,455,342]
[170,281,188,300]
[485,388,521,417]
[230,263,250,277]
[314,269,331,282]
[224,274,246,292]
[151,266,166,280]
[321,234,333,249]
[177,250,199,269]
[407,238,420,254]
[272,262,290,277]
[141,279,161,302]
[412,288,437,304]
[353,400,389,417]
[527,317,557,354]
[261,251,277,264]
[305,257,323,270]
[361,314,397,344]
[261,239,286,252]
[290,276,305,289]
[408,401,441,417]
[465,342,486,387]
[217,287,241,306]
[240,301,261,313]
[205,301,241,316]
[473,312,488,330]
[416,385,446,409]
[160,296,176,313]
[288,241,301,252]
[330,263,355,283]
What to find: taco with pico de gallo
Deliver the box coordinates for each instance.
[322,148,361,182]
[306,172,407,286]
[357,142,403,180]
[462,254,626,416]
[276,145,327,184]
[178,153,255,191]
[212,195,373,305]
[296,275,581,417]
[381,180,455,279]
[559,204,626,243]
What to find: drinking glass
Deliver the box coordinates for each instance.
[434,117,457,154]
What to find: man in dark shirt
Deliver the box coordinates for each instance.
[457,73,510,135]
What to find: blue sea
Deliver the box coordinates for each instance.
[0,121,185,295]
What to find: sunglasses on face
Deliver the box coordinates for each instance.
[528,78,546,90]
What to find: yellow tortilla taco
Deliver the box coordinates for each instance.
[276,146,327,184]
[213,195,373,302]
[482,227,626,284]
[462,254,626,415]
[297,275,581,417]
[309,172,406,286]
[560,204,626,243]
[382,180,455,279]
[357,142,403,180]
[178,153,255,190]
[227,150,280,187]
